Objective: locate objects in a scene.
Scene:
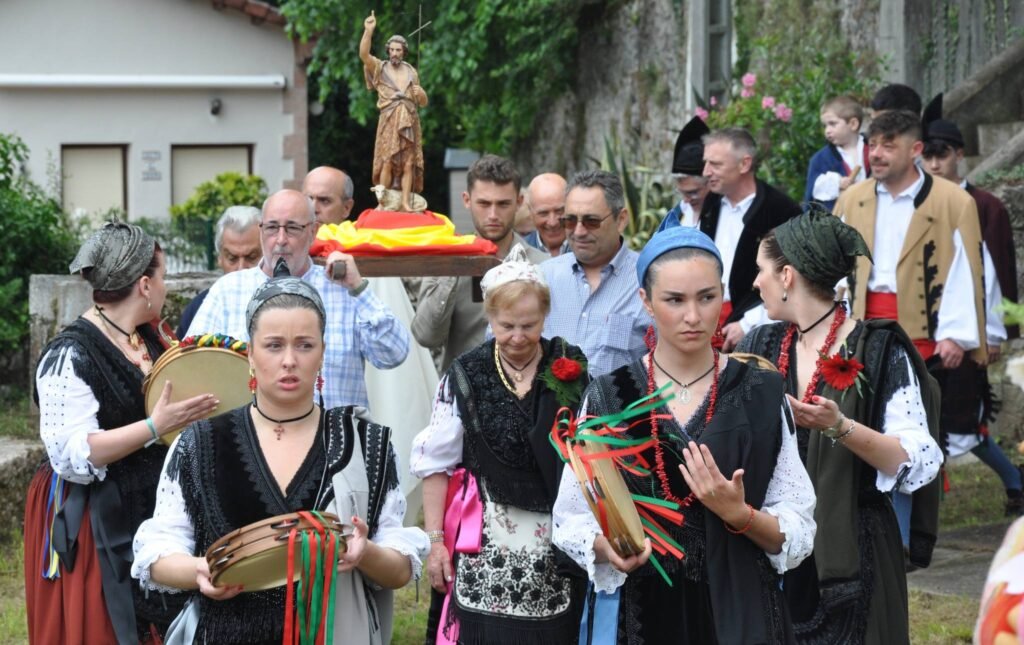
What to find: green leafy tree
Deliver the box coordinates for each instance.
[0,133,79,379]
[281,0,586,154]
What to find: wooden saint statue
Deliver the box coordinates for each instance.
[360,11,429,213]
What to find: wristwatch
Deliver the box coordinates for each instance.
[348,278,370,297]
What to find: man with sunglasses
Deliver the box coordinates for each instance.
[411,155,547,372]
[699,127,801,351]
[187,189,409,410]
[540,169,653,376]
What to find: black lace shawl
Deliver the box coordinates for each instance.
[166,405,398,644]
[586,358,794,645]
[740,320,939,644]
[35,317,183,638]
[446,337,588,512]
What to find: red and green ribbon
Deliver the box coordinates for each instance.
[284,511,342,645]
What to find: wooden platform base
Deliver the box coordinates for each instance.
[313,254,500,278]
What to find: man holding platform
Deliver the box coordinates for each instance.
[187,189,409,410]
[361,10,428,213]
[411,155,546,373]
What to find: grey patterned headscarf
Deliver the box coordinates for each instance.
[69,221,156,291]
[245,275,326,337]
[774,205,872,288]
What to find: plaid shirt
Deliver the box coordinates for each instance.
[540,241,652,377]
[187,260,409,410]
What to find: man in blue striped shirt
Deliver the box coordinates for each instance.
[540,170,652,376]
[187,189,409,411]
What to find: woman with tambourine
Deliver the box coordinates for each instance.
[552,227,817,644]
[24,221,220,643]
[132,271,427,644]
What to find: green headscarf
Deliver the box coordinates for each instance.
[773,205,872,288]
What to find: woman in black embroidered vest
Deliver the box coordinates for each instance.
[132,275,427,644]
[553,227,817,645]
[738,209,943,644]
[24,222,220,644]
[412,245,589,645]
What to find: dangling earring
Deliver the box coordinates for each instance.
[316,369,325,408]
[712,325,726,350]
[782,289,788,302]
[643,325,657,353]
[146,297,152,310]
[248,367,257,399]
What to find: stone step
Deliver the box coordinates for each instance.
[978,121,1024,158]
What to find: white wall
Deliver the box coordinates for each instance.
[0,0,299,220]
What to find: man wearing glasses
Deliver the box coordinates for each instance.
[699,127,801,351]
[187,189,410,410]
[658,115,711,231]
[540,169,653,377]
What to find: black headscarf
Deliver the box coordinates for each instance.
[774,205,872,288]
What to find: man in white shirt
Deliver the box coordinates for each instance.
[697,127,802,350]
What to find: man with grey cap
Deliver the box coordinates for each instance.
[176,205,262,338]
[187,189,409,410]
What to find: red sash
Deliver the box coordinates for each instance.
[865,291,936,360]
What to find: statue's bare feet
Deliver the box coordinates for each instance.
[400,200,413,212]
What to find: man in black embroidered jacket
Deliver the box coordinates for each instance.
[699,127,802,351]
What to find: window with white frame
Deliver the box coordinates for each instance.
[171,145,252,205]
[62,145,127,217]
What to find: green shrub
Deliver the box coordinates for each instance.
[0,133,79,380]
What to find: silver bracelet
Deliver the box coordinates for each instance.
[832,418,857,446]
[427,530,445,544]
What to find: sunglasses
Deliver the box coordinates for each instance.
[559,212,615,230]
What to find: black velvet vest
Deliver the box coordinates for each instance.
[36,318,183,638]
[168,406,397,644]
[587,358,794,645]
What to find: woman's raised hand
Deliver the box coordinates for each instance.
[679,441,747,522]
[149,380,219,437]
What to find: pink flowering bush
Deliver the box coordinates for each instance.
[693,57,876,197]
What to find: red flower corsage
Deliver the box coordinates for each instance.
[820,353,865,392]
[551,357,583,381]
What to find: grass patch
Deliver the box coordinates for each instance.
[0,390,35,441]
[909,589,976,643]
[0,532,27,644]
[942,459,1013,529]
[393,580,429,644]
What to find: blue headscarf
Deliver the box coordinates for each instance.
[636,226,723,288]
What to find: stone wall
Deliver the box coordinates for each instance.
[511,0,687,179]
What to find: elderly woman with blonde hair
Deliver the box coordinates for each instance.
[412,246,589,644]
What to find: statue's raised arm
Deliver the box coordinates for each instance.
[360,11,428,213]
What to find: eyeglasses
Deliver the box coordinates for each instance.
[259,222,311,238]
[559,212,615,230]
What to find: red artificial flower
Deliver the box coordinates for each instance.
[551,357,583,381]
[820,353,865,391]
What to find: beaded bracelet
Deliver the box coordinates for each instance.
[724,504,755,535]
[427,530,445,544]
